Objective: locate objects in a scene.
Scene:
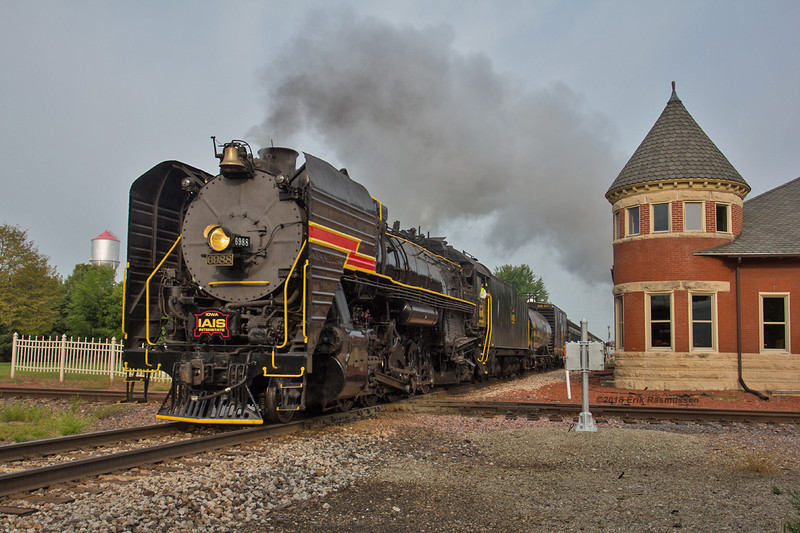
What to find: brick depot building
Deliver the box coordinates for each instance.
[607,84,800,393]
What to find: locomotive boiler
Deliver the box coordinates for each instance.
[122,140,559,424]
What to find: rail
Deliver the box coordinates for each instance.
[0,386,167,402]
[0,423,183,462]
[0,405,384,497]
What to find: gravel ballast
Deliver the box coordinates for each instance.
[2,369,799,532]
[2,412,799,532]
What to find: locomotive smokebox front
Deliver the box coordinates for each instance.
[180,169,304,303]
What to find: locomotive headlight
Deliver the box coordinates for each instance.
[203,224,231,252]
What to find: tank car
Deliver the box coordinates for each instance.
[122,139,557,424]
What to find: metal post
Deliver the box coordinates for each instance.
[10,332,18,379]
[575,319,597,432]
[109,337,116,382]
[59,334,67,383]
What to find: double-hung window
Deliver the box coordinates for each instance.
[652,203,670,232]
[761,294,789,351]
[690,294,714,350]
[628,206,640,236]
[684,202,703,231]
[715,204,730,233]
[614,296,624,351]
[647,293,672,350]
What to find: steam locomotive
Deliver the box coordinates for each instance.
[122,140,566,424]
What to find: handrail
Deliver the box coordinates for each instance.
[302,259,309,343]
[122,262,129,339]
[145,235,183,346]
[479,293,493,364]
[123,361,162,373]
[277,239,307,350]
[386,232,460,268]
[346,266,475,307]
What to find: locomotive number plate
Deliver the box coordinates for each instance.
[233,236,250,247]
[206,253,234,266]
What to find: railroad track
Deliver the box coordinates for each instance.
[0,386,167,402]
[0,422,186,463]
[398,399,800,424]
[0,405,383,498]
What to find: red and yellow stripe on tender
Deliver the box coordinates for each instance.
[308,221,377,273]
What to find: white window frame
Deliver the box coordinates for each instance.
[646,292,673,351]
[684,201,704,232]
[651,202,671,233]
[715,203,731,233]
[627,206,640,236]
[614,295,624,351]
[613,211,621,240]
[759,293,790,353]
[689,292,716,351]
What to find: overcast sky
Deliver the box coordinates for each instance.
[1,0,798,336]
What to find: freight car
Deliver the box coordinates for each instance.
[122,140,563,424]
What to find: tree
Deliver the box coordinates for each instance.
[0,224,62,360]
[493,264,549,302]
[58,264,123,340]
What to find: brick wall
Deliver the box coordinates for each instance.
[614,257,800,391]
[640,202,650,235]
[672,201,684,232]
[705,200,716,232]
[738,258,800,354]
[732,203,743,235]
[613,237,735,283]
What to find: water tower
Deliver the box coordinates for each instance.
[90,230,120,271]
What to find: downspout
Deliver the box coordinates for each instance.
[736,257,769,400]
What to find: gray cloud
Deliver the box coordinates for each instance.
[255,9,621,283]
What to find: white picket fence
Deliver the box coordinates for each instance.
[10,332,170,382]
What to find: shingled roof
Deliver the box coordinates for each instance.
[606,83,750,199]
[696,177,800,257]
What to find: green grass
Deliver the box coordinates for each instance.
[0,397,125,443]
[0,362,170,390]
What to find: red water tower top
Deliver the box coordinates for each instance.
[92,230,120,242]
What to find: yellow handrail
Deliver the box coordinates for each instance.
[146,235,183,346]
[479,293,493,364]
[371,196,383,220]
[263,366,306,378]
[345,266,475,307]
[386,232,460,268]
[302,259,309,343]
[123,361,162,373]
[276,239,307,349]
[122,262,129,339]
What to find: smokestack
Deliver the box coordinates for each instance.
[258,147,300,177]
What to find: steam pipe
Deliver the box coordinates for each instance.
[735,257,768,400]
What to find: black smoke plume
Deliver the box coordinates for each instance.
[254,9,621,283]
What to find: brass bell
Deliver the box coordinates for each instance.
[219,144,245,171]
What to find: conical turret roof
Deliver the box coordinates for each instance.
[606,83,750,200]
